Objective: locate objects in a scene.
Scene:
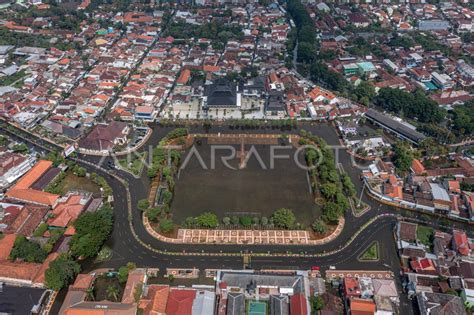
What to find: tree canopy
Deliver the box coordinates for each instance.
[392,141,414,174]
[45,254,80,291]
[374,88,445,123]
[9,236,47,263]
[195,212,219,228]
[272,208,296,229]
[451,100,474,138]
[70,204,113,258]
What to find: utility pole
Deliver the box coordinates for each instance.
[358,180,366,208]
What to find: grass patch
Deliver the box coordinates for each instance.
[118,151,147,176]
[417,225,434,248]
[95,246,113,263]
[359,241,379,261]
[56,172,101,195]
[353,198,369,215]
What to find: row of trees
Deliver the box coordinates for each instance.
[148,128,186,178]
[374,88,445,124]
[163,20,243,47]
[287,0,316,64]
[182,208,298,230]
[451,100,474,138]
[299,130,353,233]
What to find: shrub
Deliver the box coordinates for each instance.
[231,216,239,225]
[160,219,174,233]
[146,207,161,222]
[137,199,150,211]
[222,217,231,225]
[272,208,296,229]
[195,212,218,228]
[312,219,327,234]
[239,216,252,226]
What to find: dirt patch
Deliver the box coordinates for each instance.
[171,138,319,225]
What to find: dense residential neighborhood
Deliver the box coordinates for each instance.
[0,0,472,314]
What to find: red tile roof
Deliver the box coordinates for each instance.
[411,159,426,175]
[350,298,376,315]
[344,278,361,297]
[6,160,59,206]
[453,230,470,256]
[165,289,196,315]
[122,269,146,304]
[140,285,169,315]
[48,194,87,228]
[0,234,17,260]
[176,69,191,85]
[0,252,58,285]
[290,293,308,315]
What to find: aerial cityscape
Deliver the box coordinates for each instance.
[0,0,473,314]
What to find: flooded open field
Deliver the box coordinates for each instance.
[171,137,319,225]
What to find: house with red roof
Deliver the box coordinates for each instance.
[350,298,376,315]
[0,238,58,287]
[176,69,191,85]
[411,159,426,176]
[139,285,169,315]
[5,160,59,206]
[452,230,470,256]
[165,288,196,315]
[410,258,438,275]
[0,234,16,260]
[344,278,362,297]
[48,193,91,228]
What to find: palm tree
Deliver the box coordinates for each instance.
[106,285,119,302]
[85,288,94,301]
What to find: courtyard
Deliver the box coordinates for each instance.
[170,136,319,225]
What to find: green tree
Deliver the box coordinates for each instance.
[272,208,296,229]
[312,219,327,234]
[222,217,231,225]
[297,42,315,63]
[117,263,135,284]
[70,205,113,258]
[160,219,174,233]
[9,236,47,263]
[310,295,325,312]
[231,216,239,225]
[146,207,161,222]
[353,81,375,104]
[451,100,474,138]
[195,212,219,228]
[45,254,80,291]
[323,202,343,223]
[12,143,29,155]
[320,183,338,200]
[239,216,252,226]
[342,174,356,197]
[392,141,414,174]
[106,285,120,302]
[137,199,150,211]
